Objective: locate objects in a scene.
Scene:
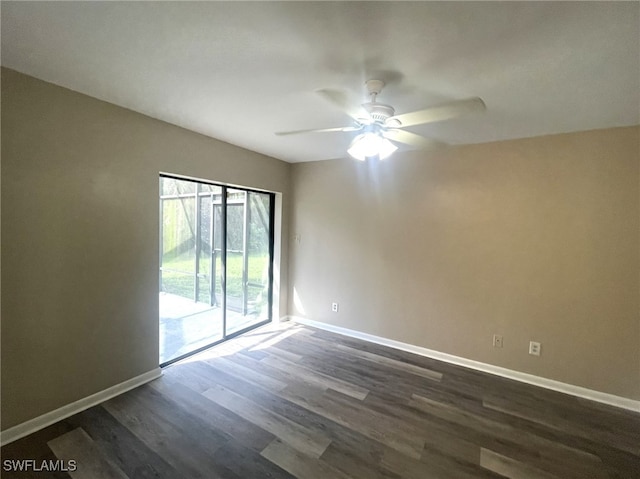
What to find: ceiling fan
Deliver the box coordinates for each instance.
[275,80,486,161]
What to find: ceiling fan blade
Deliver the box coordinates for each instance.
[387,97,486,128]
[275,126,360,136]
[316,88,370,121]
[383,129,447,150]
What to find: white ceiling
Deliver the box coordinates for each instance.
[2,1,638,163]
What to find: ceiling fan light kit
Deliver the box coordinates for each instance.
[276,79,486,161]
[348,129,398,161]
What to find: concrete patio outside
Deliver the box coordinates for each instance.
[159,292,265,364]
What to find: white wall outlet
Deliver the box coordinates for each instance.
[529,341,541,356]
[493,334,503,348]
[331,302,339,313]
[294,234,301,244]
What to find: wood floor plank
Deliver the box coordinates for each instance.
[195,367,403,476]
[47,427,130,479]
[594,447,640,479]
[149,370,276,452]
[202,354,289,392]
[272,339,422,402]
[380,446,452,479]
[297,332,443,382]
[209,439,296,479]
[261,353,371,400]
[363,392,484,468]
[198,357,288,398]
[320,442,401,479]
[382,444,503,479]
[363,387,481,437]
[65,406,180,479]
[423,423,483,466]
[479,448,562,479]
[418,445,507,479]
[223,345,318,388]
[102,388,228,478]
[278,333,453,406]
[280,382,426,459]
[164,359,221,393]
[202,383,333,458]
[483,393,640,456]
[410,392,609,479]
[126,384,231,451]
[261,438,352,479]
[249,345,303,363]
[309,328,450,372]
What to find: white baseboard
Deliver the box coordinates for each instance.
[1,368,163,446]
[288,316,640,413]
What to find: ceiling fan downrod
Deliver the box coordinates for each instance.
[362,80,396,124]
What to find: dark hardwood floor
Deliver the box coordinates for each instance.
[3,322,640,478]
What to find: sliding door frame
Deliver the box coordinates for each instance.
[159,174,275,367]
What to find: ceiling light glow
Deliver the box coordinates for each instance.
[347,132,398,161]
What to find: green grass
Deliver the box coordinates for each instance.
[161,253,268,306]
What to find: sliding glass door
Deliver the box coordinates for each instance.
[159,176,274,365]
[225,189,273,334]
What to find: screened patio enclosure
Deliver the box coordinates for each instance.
[159,176,274,365]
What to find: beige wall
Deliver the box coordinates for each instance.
[289,126,640,400]
[1,68,291,429]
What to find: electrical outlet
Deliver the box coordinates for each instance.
[529,341,541,356]
[493,334,503,348]
[331,302,339,313]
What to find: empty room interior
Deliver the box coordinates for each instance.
[1,2,639,478]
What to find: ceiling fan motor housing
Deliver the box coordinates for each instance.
[363,102,395,123]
